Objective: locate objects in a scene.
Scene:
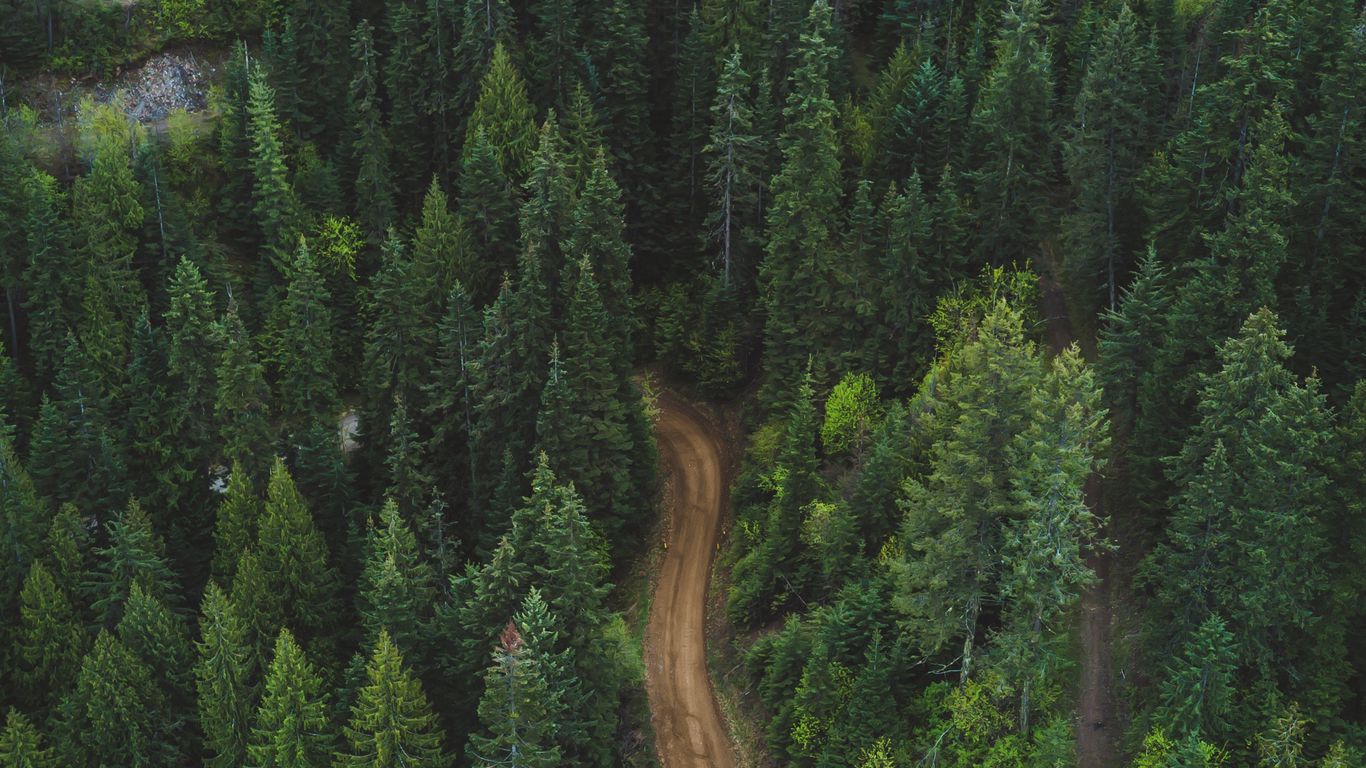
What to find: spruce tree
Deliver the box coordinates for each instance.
[357,499,437,662]
[528,0,580,109]
[255,458,339,645]
[116,582,194,717]
[466,623,561,768]
[337,630,450,768]
[276,242,339,431]
[1062,4,1158,312]
[194,582,253,768]
[16,560,86,713]
[456,131,518,305]
[64,630,175,768]
[20,171,74,384]
[164,256,222,481]
[759,0,847,408]
[348,20,396,245]
[246,68,298,276]
[215,302,275,481]
[411,178,467,316]
[0,710,55,768]
[423,282,480,525]
[89,499,179,628]
[704,49,761,293]
[211,463,259,585]
[362,235,436,455]
[465,44,537,180]
[123,314,193,527]
[967,0,1055,265]
[0,420,44,628]
[247,628,334,768]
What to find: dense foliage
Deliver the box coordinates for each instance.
[0,0,1363,766]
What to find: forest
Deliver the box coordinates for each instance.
[0,0,1363,765]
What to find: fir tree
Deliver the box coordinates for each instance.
[456,131,518,305]
[759,0,848,408]
[967,0,1055,265]
[164,256,222,478]
[0,710,55,768]
[116,581,194,716]
[704,49,761,293]
[89,499,179,627]
[357,499,437,663]
[337,630,450,768]
[423,282,480,524]
[247,628,334,768]
[246,68,298,276]
[215,302,275,481]
[276,242,339,431]
[64,630,175,768]
[348,20,395,245]
[411,178,467,317]
[255,458,339,645]
[466,623,561,768]
[528,0,581,110]
[194,582,253,768]
[16,560,86,713]
[465,44,537,180]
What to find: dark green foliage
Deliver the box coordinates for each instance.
[63,630,176,768]
[357,500,437,664]
[466,44,537,181]
[348,20,395,245]
[246,68,299,276]
[215,304,274,480]
[254,458,339,647]
[456,132,517,305]
[89,500,179,628]
[276,242,339,430]
[16,560,85,713]
[0,709,56,768]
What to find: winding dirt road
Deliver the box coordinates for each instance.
[645,395,736,768]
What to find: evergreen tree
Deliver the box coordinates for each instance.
[357,499,437,662]
[362,235,436,454]
[64,630,175,768]
[967,0,1055,264]
[411,178,466,316]
[587,0,652,192]
[164,256,222,480]
[89,499,179,627]
[465,44,537,180]
[452,0,514,126]
[704,49,762,294]
[246,68,298,276]
[423,282,480,525]
[564,154,635,347]
[0,419,44,629]
[759,0,848,407]
[337,630,450,768]
[276,242,339,430]
[383,0,430,199]
[1062,4,1158,312]
[466,623,561,768]
[116,581,194,716]
[348,20,395,245]
[1144,310,1341,733]
[16,560,86,713]
[0,710,55,768]
[123,314,193,527]
[456,131,518,305]
[211,463,259,585]
[528,0,580,110]
[247,628,334,768]
[194,582,253,768]
[255,458,339,645]
[215,302,275,480]
[20,171,74,383]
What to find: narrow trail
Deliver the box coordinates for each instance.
[645,395,737,768]
[1040,276,1118,768]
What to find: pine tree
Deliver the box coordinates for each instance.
[246,67,298,276]
[337,630,450,768]
[967,0,1055,265]
[0,419,45,627]
[358,499,437,662]
[362,235,437,455]
[383,0,430,200]
[518,118,576,305]
[456,131,518,305]
[116,581,194,716]
[730,370,823,624]
[19,171,73,384]
[247,628,334,768]
[535,264,639,543]
[465,43,537,180]
[348,20,395,245]
[1062,4,1158,312]
[704,49,761,293]
[587,0,651,190]
[564,153,635,352]
[16,560,86,713]
[1144,309,1339,734]
[164,255,222,477]
[123,314,193,527]
[255,458,339,644]
[194,582,253,768]
[89,499,179,627]
[892,301,1045,683]
[211,463,258,585]
[411,178,467,316]
[276,242,339,431]
[423,282,480,525]
[65,630,175,768]
[871,174,937,388]
[1156,614,1236,741]
[382,398,433,522]
[671,8,714,233]
[466,623,561,768]
[528,0,580,110]
[759,0,847,408]
[893,56,950,181]
[452,0,514,125]
[215,302,275,480]
[0,709,56,768]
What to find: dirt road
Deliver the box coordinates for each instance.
[645,395,737,768]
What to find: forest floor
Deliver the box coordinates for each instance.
[644,392,738,768]
[1039,270,1119,768]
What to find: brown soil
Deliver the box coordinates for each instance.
[645,393,738,768]
[1040,272,1119,767]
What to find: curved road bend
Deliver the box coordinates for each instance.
[645,396,737,768]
